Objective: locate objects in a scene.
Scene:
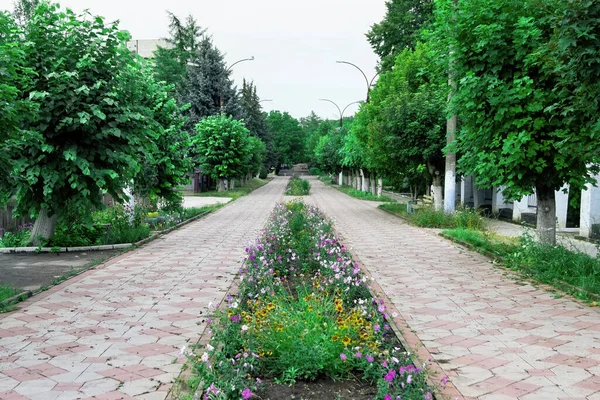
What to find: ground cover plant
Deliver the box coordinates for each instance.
[285,176,310,196]
[0,284,22,304]
[337,185,396,203]
[182,201,437,400]
[443,228,600,301]
[0,224,33,247]
[380,203,485,230]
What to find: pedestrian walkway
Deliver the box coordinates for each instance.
[0,178,287,400]
[310,178,600,400]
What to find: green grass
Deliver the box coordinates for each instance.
[285,177,311,196]
[443,228,600,301]
[0,284,22,303]
[380,203,486,230]
[182,178,270,200]
[337,185,396,202]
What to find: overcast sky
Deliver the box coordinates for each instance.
[1,0,386,119]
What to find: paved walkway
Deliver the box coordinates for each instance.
[0,178,287,400]
[310,178,600,400]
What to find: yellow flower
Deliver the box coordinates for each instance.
[342,337,352,345]
[332,335,339,342]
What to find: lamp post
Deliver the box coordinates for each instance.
[227,56,255,73]
[259,99,273,103]
[336,60,379,102]
[319,99,362,128]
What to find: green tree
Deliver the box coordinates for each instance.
[12,0,40,24]
[354,42,447,205]
[153,12,205,94]
[0,11,37,203]
[180,37,242,129]
[443,0,600,244]
[133,65,193,207]
[300,111,323,166]
[314,122,346,174]
[266,110,305,169]
[366,0,435,71]
[240,80,275,170]
[193,115,251,192]
[14,3,161,243]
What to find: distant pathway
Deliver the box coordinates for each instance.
[310,178,600,400]
[0,178,287,400]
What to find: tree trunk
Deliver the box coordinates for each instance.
[362,170,370,193]
[30,209,58,246]
[230,179,235,190]
[218,178,226,192]
[360,169,366,192]
[370,174,377,196]
[354,170,361,190]
[377,177,383,197]
[432,175,443,211]
[536,184,557,245]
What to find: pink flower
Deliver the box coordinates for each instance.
[384,395,392,400]
[366,354,374,363]
[354,352,362,358]
[241,388,252,399]
[340,353,347,361]
[384,369,396,382]
[373,324,381,331]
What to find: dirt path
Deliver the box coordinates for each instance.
[310,178,600,400]
[0,177,288,400]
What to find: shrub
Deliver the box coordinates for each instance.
[0,224,33,247]
[286,177,310,196]
[309,167,322,176]
[259,166,269,179]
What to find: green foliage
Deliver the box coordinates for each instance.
[366,0,434,71]
[380,203,485,229]
[443,228,600,299]
[442,0,600,202]
[353,41,446,188]
[0,284,21,303]
[337,186,396,203]
[192,115,252,182]
[10,3,160,223]
[153,12,205,94]
[0,11,36,204]
[12,0,40,24]
[186,178,269,200]
[259,165,269,179]
[246,136,267,178]
[266,111,306,167]
[313,121,346,174]
[133,65,192,207]
[0,224,33,247]
[285,177,311,196]
[180,37,242,128]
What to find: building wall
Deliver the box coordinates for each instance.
[126,39,172,59]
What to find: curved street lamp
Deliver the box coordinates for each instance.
[319,99,362,127]
[336,60,379,102]
[259,99,273,103]
[227,56,255,73]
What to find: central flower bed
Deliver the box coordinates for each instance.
[183,201,435,400]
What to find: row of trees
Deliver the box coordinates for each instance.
[0,1,275,243]
[307,0,600,244]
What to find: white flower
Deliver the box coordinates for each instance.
[201,352,209,362]
[178,345,186,358]
[207,344,214,352]
[241,325,249,331]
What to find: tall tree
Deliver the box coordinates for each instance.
[366,0,435,71]
[240,80,275,170]
[153,12,205,93]
[179,37,242,129]
[300,111,323,165]
[13,3,169,243]
[445,0,600,244]
[353,42,447,207]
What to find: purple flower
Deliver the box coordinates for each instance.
[366,354,374,363]
[384,369,396,382]
[424,392,433,400]
[354,352,362,359]
[241,388,252,399]
[373,324,381,331]
[384,395,392,400]
[340,353,347,361]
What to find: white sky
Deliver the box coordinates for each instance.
[2,0,386,119]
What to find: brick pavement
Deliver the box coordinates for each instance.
[0,177,287,400]
[310,178,600,400]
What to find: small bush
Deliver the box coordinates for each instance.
[259,166,269,179]
[286,177,310,196]
[308,167,322,176]
[0,224,33,247]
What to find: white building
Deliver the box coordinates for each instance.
[126,39,171,58]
